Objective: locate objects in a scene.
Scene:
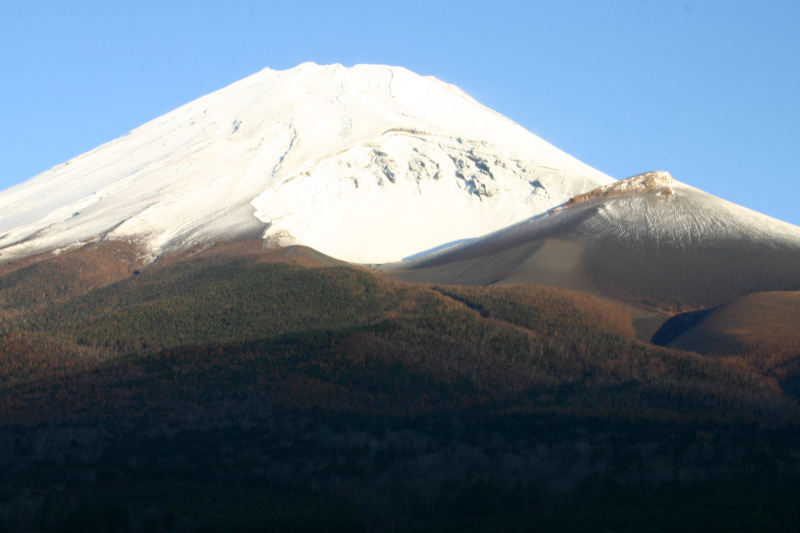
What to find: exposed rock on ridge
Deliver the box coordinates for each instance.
[552,171,674,214]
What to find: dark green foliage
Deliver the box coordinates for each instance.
[0,261,88,311]
[26,261,404,352]
[1,247,799,530]
[0,254,795,423]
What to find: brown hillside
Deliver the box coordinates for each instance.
[1,241,800,531]
[0,242,794,425]
[663,290,800,378]
[0,240,144,320]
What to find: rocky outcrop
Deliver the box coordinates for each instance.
[551,171,674,213]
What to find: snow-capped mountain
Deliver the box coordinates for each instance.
[390,171,800,309]
[0,63,613,265]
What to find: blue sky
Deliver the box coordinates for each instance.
[2,0,798,225]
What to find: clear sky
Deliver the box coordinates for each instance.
[2,0,798,225]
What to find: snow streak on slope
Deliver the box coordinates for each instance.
[0,63,613,264]
[581,172,800,248]
[418,170,800,258]
[390,171,800,309]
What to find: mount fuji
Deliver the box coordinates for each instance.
[4,61,799,316]
[4,64,800,532]
[0,63,612,265]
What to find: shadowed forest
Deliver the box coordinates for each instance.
[0,241,798,531]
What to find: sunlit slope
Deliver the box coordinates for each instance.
[656,291,800,377]
[0,63,612,265]
[389,172,800,310]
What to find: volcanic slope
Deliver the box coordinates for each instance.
[387,171,800,310]
[0,63,612,265]
[654,291,800,379]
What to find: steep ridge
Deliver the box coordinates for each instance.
[0,63,612,265]
[388,171,800,310]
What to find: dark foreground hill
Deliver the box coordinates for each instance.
[1,240,799,531]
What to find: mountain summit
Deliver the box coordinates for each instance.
[0,63,612,264]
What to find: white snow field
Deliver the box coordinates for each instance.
[0,63,613,264]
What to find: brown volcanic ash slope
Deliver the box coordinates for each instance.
[386,172,800,311]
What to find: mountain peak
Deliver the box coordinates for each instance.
[0,63,612,264]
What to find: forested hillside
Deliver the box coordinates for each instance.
[0,241,798,531]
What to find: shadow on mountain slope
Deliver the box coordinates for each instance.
[1,239,799,531]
